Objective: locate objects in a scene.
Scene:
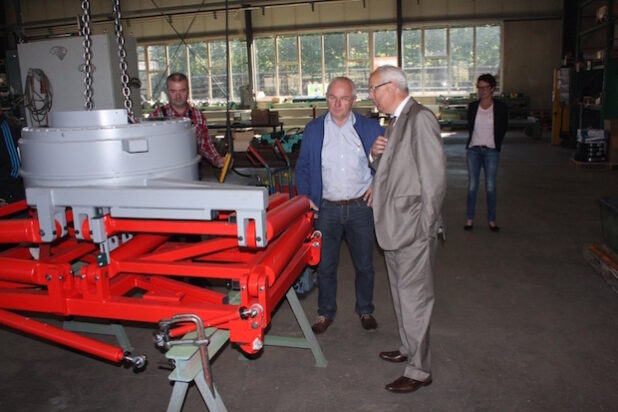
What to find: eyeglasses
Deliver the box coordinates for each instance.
[326,95,355,104]
[368,81,391,94]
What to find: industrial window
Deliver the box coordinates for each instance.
[374,30,397,66]
[402,24,502,94]
[348,31,370,94]
[324,33,346,84]
[300,34,323,96]
[253,24,501,99]
[209,41,227,101]
[449,27,474,92]
[139,39,248,104]
[167,44,188,77]
[146,45,166,102]
[137,46,149,102]
[255,37,276,97]
[278,36,300,96]
[230,41,249,102]
[402,29,422,92]
[475,25,501,84]
[188,42,210,101]
[138,24,501,103]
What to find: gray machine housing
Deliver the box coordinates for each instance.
[20,110,269,251]
[18,33,142,126]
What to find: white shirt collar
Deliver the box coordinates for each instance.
[325,111,356,126]
[392,96,412,120]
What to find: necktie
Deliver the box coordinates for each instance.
[385,116,397,137]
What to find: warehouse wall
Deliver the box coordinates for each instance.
[7,0,563,111]
[503,19,563,112]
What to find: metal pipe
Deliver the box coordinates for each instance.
[0,200,27,218]
[245,196,309,248]
[251,213,312,289]
[104,216,238,237]
[0,218,41,243]
[0,257,40,284]
[0,308,126,363]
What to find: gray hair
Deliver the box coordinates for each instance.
[327,76,357,97]
[372,65,408,92]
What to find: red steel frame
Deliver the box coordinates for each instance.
[0,193,320,362]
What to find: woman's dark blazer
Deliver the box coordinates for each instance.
[466,99,509,152]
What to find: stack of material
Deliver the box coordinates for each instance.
[251,109,279,125]
[575,128,607,162]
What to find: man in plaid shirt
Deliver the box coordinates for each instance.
[152,73,225,167]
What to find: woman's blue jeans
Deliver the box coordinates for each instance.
[315,199,375,320]
[466,146,500,222]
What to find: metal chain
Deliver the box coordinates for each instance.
[81,0,93,110]
[112,0,134,119]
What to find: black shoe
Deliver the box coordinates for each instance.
[464,224,473,231]
[385,376,432,393]
[311,316,333,334]
[488,223,500,232]
[360,314,377,331]
[379,350,408,363]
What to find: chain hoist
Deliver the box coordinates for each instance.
[81,0,94,110]
[112,0,134,120]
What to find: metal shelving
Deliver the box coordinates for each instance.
[571,0,618,137]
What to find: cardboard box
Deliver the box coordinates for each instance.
[268,111,279,125]
[232,130,255,152]
[251,109,270,124]
[251,109,279,125]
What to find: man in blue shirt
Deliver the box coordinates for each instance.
[295,77,383,334]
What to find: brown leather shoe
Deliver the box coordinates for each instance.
[379,350,408,363]
[385,376,432,393]
[360,314,377,331]
[311,316,333,334]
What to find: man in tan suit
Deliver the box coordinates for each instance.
[368,65,446,393]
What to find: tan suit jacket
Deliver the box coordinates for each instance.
[371,97,446,381]
[371,98,446,250]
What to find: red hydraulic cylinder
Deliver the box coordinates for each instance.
[245,196,310,248]
[267,193,288,209]
[0,257,42,285]
[0,200,27,218]
[0,308,125,363]
[247,213,313,295]
[100,217,238,238]
[0,218,41,243]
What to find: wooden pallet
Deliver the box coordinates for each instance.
[583,243,618,294]
[570,157,618,170]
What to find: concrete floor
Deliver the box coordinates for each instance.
[1,131,618,411]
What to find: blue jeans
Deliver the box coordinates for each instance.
[315,199,375,319]
[466,146,500,222]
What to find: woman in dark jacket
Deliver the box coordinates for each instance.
[464,73,508,232]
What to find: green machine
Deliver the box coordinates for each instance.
[259,127,303,153]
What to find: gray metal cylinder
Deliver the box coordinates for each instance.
[19,109,200,188]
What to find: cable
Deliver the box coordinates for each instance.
[23,68,53,126]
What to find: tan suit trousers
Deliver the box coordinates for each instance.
[384,235,436,382]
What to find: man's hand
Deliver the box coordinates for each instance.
[363,186,373,207]
[371,135,388,157]
[308,199,319,219]
[216,157,226,168]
